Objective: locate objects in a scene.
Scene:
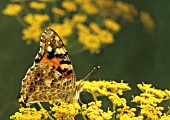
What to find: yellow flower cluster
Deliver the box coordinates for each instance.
[10,80,170,120]
[132,83,170,119]
[82,80,131,96]
[24,14,49,25]
[82,2,98,15]
[104,19,121,32]
[2,4,22,16]
[62,1,77,12]
[10,107,48,120]
[82,101,113,120]
[77,23,114,53]
[29,1,46,10]
[116,106,138,119]
[114,1,138,22]
[22,14,49,43]
[52,7,65,16]
[51,101,80,120]
[22,26,42,43]
[80,80,131,108]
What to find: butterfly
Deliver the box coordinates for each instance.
[20,28,84,103]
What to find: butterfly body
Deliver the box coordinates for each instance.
[20,28,83,103]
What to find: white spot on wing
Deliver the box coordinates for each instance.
[47,46,52,52]
[55,36,60,41]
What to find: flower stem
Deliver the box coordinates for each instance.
[112,104,116,120]
[37,102,54,120]
[78,102,87,120]
[15,15,28,27]
[91,93,97,101]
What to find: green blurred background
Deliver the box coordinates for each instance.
[1,0,170,119]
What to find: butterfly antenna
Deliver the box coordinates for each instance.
[83,66,100,80]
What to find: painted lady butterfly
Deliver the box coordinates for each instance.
[20,28,84,103]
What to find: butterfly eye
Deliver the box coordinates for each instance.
[28,86,35,93]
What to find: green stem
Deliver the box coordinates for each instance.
[91,93,97,102]
[21,0,29,13]
[112,104,116,120]
[78,102,87,120]
[37,102,54,120]
[52,0,59,22]
[15,15,28,27]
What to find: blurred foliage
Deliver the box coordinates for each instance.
[2,0,154,54]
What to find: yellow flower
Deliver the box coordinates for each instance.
[72,14,87,23]
[52,7,65,16]
[77,23,90,34]
[10,107,48,120]
[137,83,167,98]
[29,1,46,10]
[109,94,127,107]
[140,11,155,33]
[2,4,22,16]
[82,2,98,15]
[83,101,113,120]
[117,106,136,119]
[81,80,131,98]
[89,22,101,34]
[140,105,163,119]
[78,33,100,53]
[24,14,49,25]
[160,114,170,120]
[104,19,121,32]
[51,101,80,119]
[98,30,114,44]
[22,25,42,43]
[62,1,77,12]
[115,1,138,21]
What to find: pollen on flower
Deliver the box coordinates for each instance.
[2,4,22,16]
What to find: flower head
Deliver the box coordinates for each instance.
[2,4,22,16]
[82,101,113,120]
[10,107,48,120]
[29,1,46,10]
[51,101,80,119]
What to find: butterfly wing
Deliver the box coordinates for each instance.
[20,28,77,103]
